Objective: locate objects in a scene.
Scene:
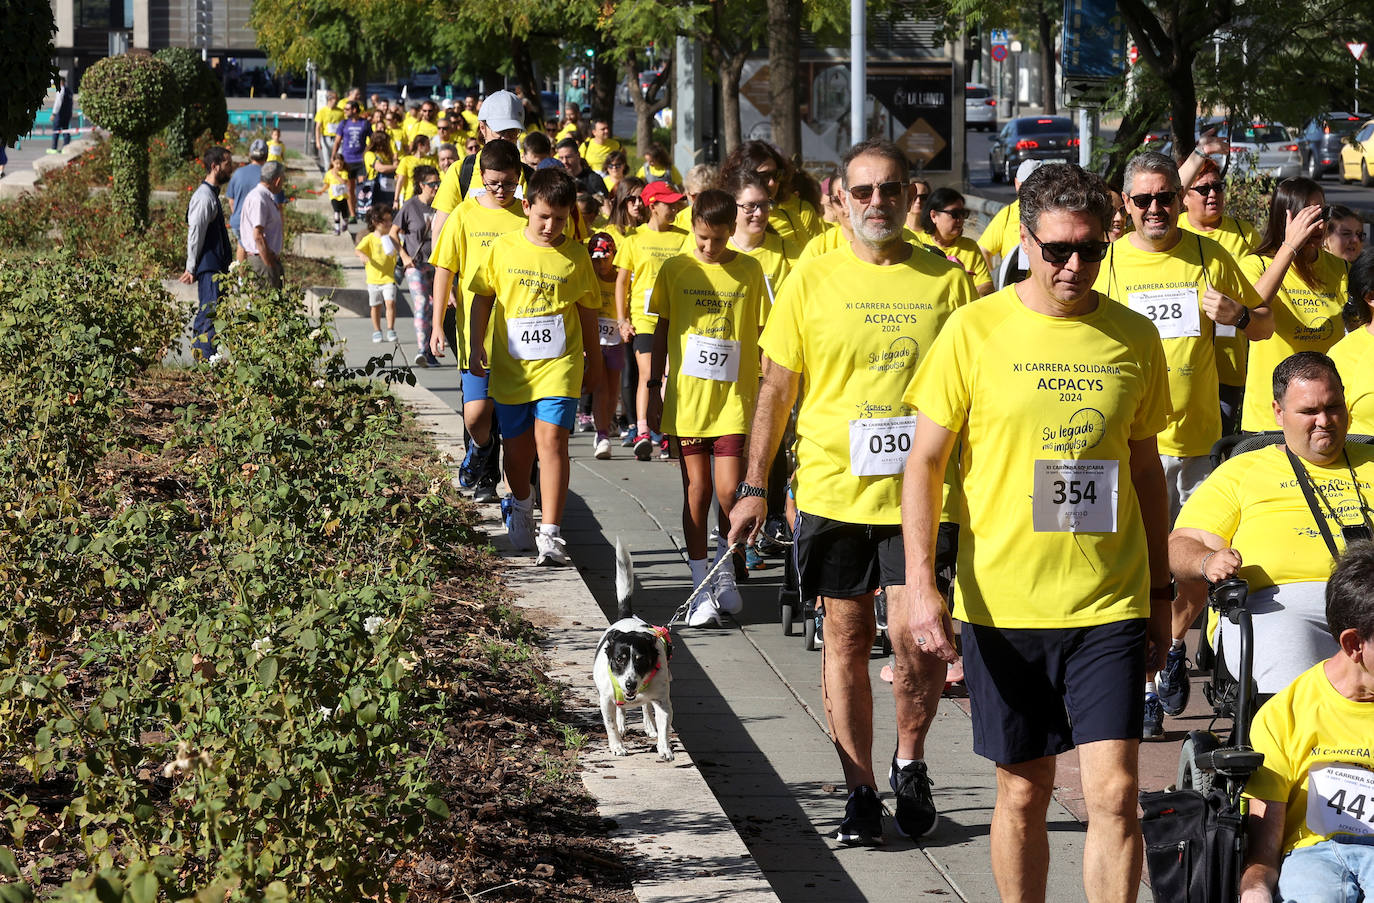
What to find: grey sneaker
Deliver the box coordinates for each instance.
[501,495,536,552]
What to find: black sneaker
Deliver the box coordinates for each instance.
[834,785,884,845]
[1157,644,1191,715]
[1143,693,1165,741]
[472,473,499,504]
[889,757,937,839]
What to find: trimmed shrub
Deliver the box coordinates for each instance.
[78,54,181,229]
[0,0,57,145]
[155,47,229,160]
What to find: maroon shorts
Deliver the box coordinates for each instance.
[673,434,746,458]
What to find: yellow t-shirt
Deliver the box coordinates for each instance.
[770,196,822,247]
[580,137,623,173]
[976,200,1021,260]
[800,224,847,260]
[1240,251,1350,433]
[612,225,690,335]
[672,206,693,232]
[323,169,351,201]
[760,243,975,525]
[387,127,407,155]
[266,141,285,164]
[1174,443,1374,590]
[640,163,683,187]
[908,287,1171,627]
[730,232,798,315]
[364,150,395,181]
[649,253,766,437]
[556,123,581,144]
[429,196,527,368]
[917,233,993,290]
[314,106,345,139]
[466,231,599,404]
[412,120,439,143]
[1245,662,1374,856]
[1094,233,1261,458]
[1180,214,1261,386]
[395,154,438,199]
[596,277,619,320]
[460,110,479,133]
[355,232,397,285]
[1329,327,1374,436]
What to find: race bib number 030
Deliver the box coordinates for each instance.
[681,334,740,382]
[1127,287,1201,340]
[849,416,917,477]
[1032,459,1119,532]
[597,317,619,347]
[1307,763,1374,838]
[506,314,566,361]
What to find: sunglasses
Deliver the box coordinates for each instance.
[848,181,904,202]
[1128,191,1177,209]
[422,181,441,189]
[912,192,930,201]
[1190,183,1224,197]
[1026,226,1110,265]
[935,207,970,220]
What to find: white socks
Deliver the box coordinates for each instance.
[539,523,559,537]
[688,558,708,588]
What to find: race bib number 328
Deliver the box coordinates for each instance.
[1127,287,1201,340]
[1032,459,1118,533]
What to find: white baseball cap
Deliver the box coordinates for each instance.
[478,90,524,133]
[1015,159,1044,183]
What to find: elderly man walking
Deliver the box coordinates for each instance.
[178,146,234,358]
[240,161,287,289]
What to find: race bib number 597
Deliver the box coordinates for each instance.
[1032,459,1118,532]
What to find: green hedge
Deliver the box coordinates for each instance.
[155,48,228,161]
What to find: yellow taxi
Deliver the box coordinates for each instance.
[1339,118,1374,185]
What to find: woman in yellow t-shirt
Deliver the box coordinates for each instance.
[1328,251,1374,433]
[602,150,629,192]
[917,187,993,295]
[638,143,682,189]
[604,177,647,243]
[1239,178,1349,433]
[363,131,398,210]
[394,135,438,202]
[725,169,795,312]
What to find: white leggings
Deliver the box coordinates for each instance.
[1218,580,1337,695]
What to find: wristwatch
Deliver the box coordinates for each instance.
[734,481,766,501]
[1235,305,1251,330]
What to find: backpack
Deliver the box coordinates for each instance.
[1140,786,1245,903]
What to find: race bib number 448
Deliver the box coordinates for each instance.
[1307,763,1374,838]
[506,314,566,361]
[1032,459,1119,532]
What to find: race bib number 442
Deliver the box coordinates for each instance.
[849,416,917,477]
[1127,287,1201,340]
[1032,459,1119,532]
[1307,763,1374,838]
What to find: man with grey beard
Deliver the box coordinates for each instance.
[729,138,976,846]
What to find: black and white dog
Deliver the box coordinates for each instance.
[593,538,674,760]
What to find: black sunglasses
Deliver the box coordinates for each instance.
[1128,191,1177,209]
[848,181,904,202]
[935,207,971,220]
[1026,226,1110,265]
[1190,182,1224,196]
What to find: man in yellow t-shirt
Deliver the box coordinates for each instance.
[903,163,1171,900]
[314,91,345,171]
[430,90,530,249]
[579,119,622,174]
[1172,352,1374,694]
[428,139,527,504]
[1236,542,1374,903]
[467,168,603,567]
[1094,150,1269,736]
[729,139,975,847]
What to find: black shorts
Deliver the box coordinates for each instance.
[632,333,654,355]
[935,521,958,600]
[793,511,904,600]
[962,618,1147,765]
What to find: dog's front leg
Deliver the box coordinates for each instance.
[601,697,628,756]
[651,699,674,761]
[641,703,658,739]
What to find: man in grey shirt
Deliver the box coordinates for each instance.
[392,164,439,366]
[177,146,234,358]
[226,138,268,258]
[239,161,287,289]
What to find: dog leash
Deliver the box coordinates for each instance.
[666,541,744,626]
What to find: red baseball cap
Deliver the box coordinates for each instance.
[642,182,685,205]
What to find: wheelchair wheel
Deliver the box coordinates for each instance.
[1176,731,1221,795]
[879,628,892,656]
[804,615,817,651]
[781,602,796,636]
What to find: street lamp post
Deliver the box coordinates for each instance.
[1010,40,1022,119]
[851,0,866,143]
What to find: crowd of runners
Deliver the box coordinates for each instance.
[231,85,1374,901]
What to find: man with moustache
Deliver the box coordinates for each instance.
[178,146,234,359]
[730,138,975,846]
[903,163,1171,902]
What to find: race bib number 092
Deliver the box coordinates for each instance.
[597,317,619,347]
[1032,459,1118,533]
[848,416,917,477]
[506,314,566,360]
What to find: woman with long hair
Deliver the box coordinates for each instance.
[1239,177,1350,432]
[720,140,821,247]
[917,186,993,295]
[1327,248,1374,432]
[606,177,648,241]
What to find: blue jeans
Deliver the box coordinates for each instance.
[1278,835,1374,902]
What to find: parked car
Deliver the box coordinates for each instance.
[965,83,997,131]
[1339,118,1374,186]
[1140,116,1172,149]
[618,69,665,105]
[1196,118,1301,181]
[988,116,1078,183]
[364,83,402,105]
[1299,112,1365,180]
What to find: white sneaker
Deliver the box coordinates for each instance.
[535,532,571,566]
[686,586,723,627]
[501,495,536,551]
[385,328,398,342]
[711,535,743,613]
[594,438,612,459]
[371,330,383,343]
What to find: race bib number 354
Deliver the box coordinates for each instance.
[849,416,917,477]
[1032,459,1119,533]
[1307,763,1374,838]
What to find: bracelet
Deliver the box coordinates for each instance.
[1192,146,1208,159]
[1281,241,1300,255]
[1200,550,1219,575]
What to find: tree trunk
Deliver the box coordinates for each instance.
[1167,57,1199,161]
[767,0,801,158]
[1038,0,1056,114]
[719,52,747,155]
[591,38,617,129]
[511,34,540,128]
[628,56,672,158]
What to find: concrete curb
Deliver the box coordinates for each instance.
[387,380,781,903]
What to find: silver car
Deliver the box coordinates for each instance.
[966,83,997,131]
[1198,119,1301,181]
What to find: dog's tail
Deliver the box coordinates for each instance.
[614,536,635,621]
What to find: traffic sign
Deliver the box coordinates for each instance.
[1129,44,1139,65]
[991,29,1009,48]
[1350,42,1368,61]
[991,44,1008,62]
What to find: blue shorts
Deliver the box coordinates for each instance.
[495,397,578,437]
[461,369,490,402]
[962,617,1147,764]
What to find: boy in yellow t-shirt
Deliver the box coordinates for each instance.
[647,189,766,625]
[323,154,352,235]
[354,205,399,343]
[614,180,691,460]
[467,168,603,566]
[586,232,625,460]
[428,139,527,502]
[266,127,286,165]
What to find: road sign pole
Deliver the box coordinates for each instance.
[851,0,866,143]
[1350,41,1367,114]
[1078,107,1093,167]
